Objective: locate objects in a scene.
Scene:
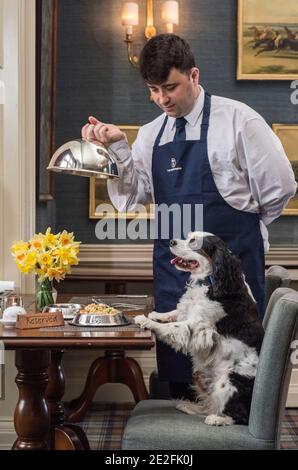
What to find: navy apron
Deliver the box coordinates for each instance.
[152,92,265,382]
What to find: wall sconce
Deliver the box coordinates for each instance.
[121,1,179,68]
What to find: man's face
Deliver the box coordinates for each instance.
[146,67,200,118]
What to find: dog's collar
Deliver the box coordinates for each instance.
[188,275,215,287]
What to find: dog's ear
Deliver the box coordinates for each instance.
[210,245,245,298]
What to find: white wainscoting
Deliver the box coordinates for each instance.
[70,244,298,280]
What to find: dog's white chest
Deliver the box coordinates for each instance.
[177,285,217,322]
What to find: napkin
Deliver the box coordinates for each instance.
[2,306,26,322]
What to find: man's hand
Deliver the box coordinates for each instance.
[81,116,126,146]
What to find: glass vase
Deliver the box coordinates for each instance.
[36,279,54,311]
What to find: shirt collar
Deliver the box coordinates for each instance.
[169,86,205,131]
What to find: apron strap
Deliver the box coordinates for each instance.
[200,92,211,142]
[154,116,169,149]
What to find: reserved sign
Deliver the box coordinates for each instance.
[16,312,65,329]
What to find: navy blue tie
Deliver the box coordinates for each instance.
[174,117,187,142]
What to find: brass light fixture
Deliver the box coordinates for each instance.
[121,1,179,68]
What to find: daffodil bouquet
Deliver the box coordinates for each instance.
[11,228,81,309]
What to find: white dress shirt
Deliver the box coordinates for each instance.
[108,87,297,252]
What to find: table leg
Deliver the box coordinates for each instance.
[46,350,90,450]
[65,350,148,423]
[13,349,50,450]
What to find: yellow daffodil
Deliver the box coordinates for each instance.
[29,235,44,251]
[37,253,53,267]
[24,252,37,267]
[47,267,65,282]
[59,230,74,247]
[11,241,29,256]
[16,260,32,274]
[43,227,58,247]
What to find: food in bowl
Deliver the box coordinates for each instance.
[79,303,120,316]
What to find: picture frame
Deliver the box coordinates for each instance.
[237,0,298,80]
[89,125,154,219]
[272,124,298,215]
[36,0,57,202]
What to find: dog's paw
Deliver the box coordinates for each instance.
[204,414,234,426]
[148,311,160,321]
[176,401,199,416]
[196,327,218,351]
[134,314,150,329]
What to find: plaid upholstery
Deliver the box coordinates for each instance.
[77,403,134,450]
[281,409,298,450]
[77,403,297,450]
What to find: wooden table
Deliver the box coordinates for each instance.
[0,294,155,450]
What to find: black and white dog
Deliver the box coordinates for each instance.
[134,232,264,426]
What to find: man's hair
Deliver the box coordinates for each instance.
[139,34,196,84]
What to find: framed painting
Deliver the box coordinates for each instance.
[89,126,154,219]
[272,124,298,215]
[237,0,298,80]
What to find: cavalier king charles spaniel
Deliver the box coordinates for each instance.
[135,231,264,426]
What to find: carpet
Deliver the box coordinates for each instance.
[78,403,298,450]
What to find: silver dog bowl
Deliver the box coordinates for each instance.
[70,311,131,327]
[42,303,85,320]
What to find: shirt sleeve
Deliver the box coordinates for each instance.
[107,127,153,212]
[237,118,297,226]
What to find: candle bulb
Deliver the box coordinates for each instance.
[162,1,179,33]
[122,2,139,35]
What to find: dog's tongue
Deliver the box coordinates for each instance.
[170,257,179,265]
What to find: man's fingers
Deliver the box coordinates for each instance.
[81,123,89,138]
[86,124,95,140]
[94,123,108,141]
[89,116,100,125]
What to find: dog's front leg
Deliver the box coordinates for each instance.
[134,316,190,354]
[191,322,219,352]
[148,309,179,323]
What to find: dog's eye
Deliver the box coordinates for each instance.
[189,238,204,251]
[189,238,198,248]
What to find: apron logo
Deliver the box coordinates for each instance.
[167,157,182,173]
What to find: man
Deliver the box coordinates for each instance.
[82,34,296,400]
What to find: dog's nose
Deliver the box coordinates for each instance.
[170,240,177,247]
